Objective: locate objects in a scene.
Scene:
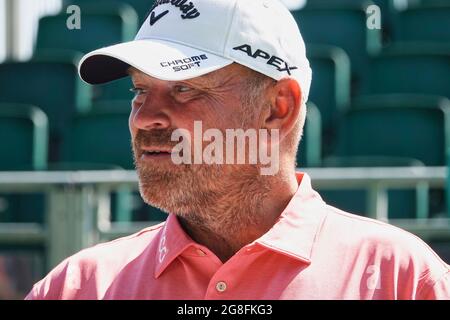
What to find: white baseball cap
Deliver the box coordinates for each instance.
[78,0,312,103]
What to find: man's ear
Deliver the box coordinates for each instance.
[263,78,302,139]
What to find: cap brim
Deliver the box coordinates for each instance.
[78,39,233,85]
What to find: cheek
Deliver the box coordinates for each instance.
[206,101,245,129]
[172,103,218,130]
[129,108,137,137]
[218,105,255,129]
[191,112,227,132]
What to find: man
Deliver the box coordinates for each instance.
[27,0,449,299]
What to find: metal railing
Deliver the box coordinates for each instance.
[0,167,449,270]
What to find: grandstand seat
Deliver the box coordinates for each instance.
[64,0,155,23]
[62,109,133,168]
[305,0,395,38]
[61,108,134,222]
[0,104,48,224]
[46,162,137,223]
[35,3,138,103]
[0,104,48,171]
[307,45,350,155]
[366,44,450,98]
[61,106,166,222]
[297,102,322,167]
[35,3,138,54]
[392,2,450,44]
[324,95,450,218]
[332,94,450,166]
[291,2,382,93]
[0,51,92,161]
[306,0,392,9]
[320,156,428,219]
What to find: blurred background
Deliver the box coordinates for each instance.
[0,0,450,299]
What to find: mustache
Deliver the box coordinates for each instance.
[133,128,180,150]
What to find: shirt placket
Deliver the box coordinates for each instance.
[203,246,255,299]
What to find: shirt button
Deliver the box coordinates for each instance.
[216,281,227,293]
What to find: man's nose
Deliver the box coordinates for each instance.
[130,94,171,131]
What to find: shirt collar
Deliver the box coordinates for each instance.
[154,214,194,278]
[256,172,328,264]
[154,172,328,278]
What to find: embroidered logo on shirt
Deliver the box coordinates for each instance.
[158,224,169,263]
[365,265,381,290]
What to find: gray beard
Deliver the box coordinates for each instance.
[135,160,272,237]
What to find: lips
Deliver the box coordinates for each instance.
[139,146,177,160]
[143,150,171,155]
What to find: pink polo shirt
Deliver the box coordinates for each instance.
[26,172,450,299]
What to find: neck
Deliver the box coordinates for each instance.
[178,168,298,262]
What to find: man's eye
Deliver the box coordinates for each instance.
[175,85,192,93]
[129,87,147,96]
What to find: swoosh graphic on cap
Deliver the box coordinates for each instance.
[149,10,169,26]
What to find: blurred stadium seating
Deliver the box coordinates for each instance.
[63,0,155,23]
[0,103,48,224]
[292,1,383,94]
[0,103,48,171]
[36,2,138,103]
[1,0,450,298]
[0,51,91,160]
[391,2,450,45]
[61,102,167,222]
[325,94,450,218]
[307,45,351,157]
[297,101,322,167]
[36,3,138,54]
[366,44,450,96]
[332,95,450,166]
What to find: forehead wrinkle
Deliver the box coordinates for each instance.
[187,65,252,89]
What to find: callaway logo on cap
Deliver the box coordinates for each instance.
[78,0,312,104]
